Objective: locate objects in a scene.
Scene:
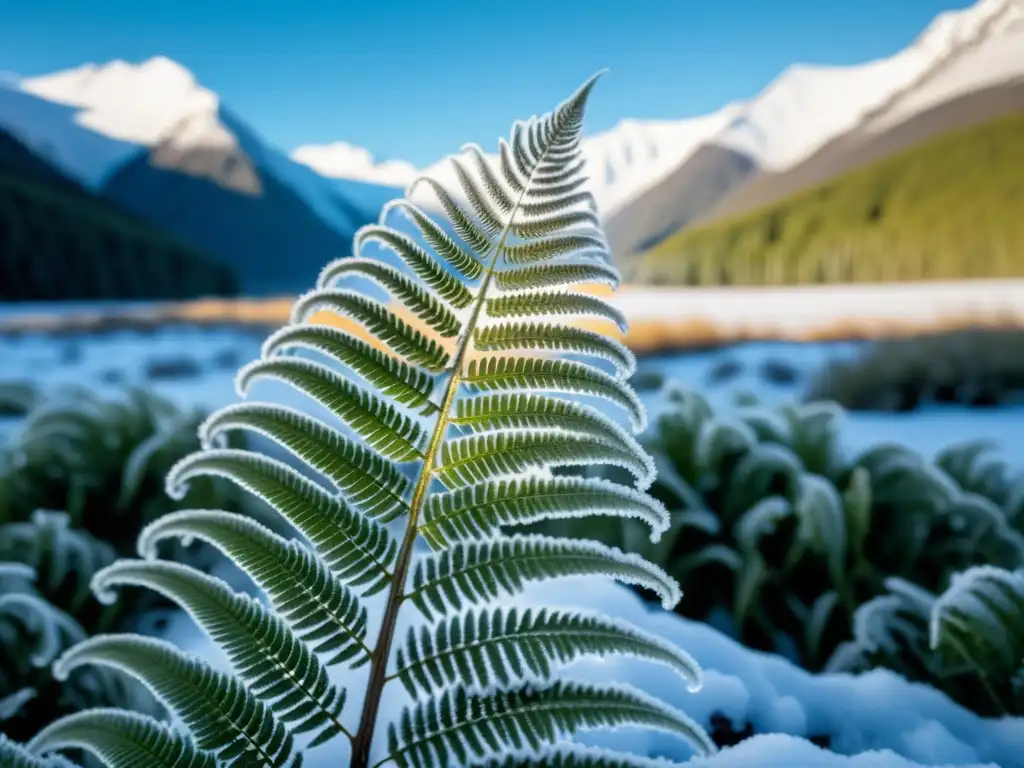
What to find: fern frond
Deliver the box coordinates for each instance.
[237,356,427,461]
[486,291,625,331]
[261,323,437,413]
[437,430,653,489]
[464,357,644,431]
[381,200,484,281]
[29,708,215,768]
[315,257,462,337]
[407,534,680,619]
[53,635,299,766]
[92,559,348,745]
[166,449,397,593]
[393,606,701,697]
[349,225,475,308]
[138,509,370,666]
[419,476,669,549]
[385,680,713,768]
[199,402,411,521]
[29,71,716,768]
[473,323,635,377]
[292,289,451,370]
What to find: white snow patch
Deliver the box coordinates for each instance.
[866,4,1024,133]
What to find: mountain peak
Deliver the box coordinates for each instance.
[20,56,216,145]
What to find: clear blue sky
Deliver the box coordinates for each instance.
[2,0,971,166]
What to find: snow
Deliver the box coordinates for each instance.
[4,315,1024,765]
[0,56,397,235]
[3,0,1019,224]
[866,3,1024,134]
[610,280,1024,337]
[151,569,1022,767]
[4,56,243,188]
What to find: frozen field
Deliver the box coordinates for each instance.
[3,317,1024,767]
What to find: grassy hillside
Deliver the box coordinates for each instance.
[631,110,1024,286]
[0,130,238,301]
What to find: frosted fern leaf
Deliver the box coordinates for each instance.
[25,72,715,768]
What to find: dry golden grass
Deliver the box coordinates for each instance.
[2,286,1021,359]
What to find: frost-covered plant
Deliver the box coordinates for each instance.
[0,388,250,560]
[541,386,1024,673]
[18,74,717,767]
[830,565,1024,717]
[0,548,155,747]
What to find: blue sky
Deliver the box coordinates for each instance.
[2,0,972,167]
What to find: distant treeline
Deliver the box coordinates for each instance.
[631,111,1024,286]
[0,130,237,302]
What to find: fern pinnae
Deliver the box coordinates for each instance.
[385,680,713,768]
[349,225,475,308]
[408,177,496,251]
[419,475,669,549]
[495,262,619,292]
[407,533,681,620]
[165,449,397,593]
[290,289,451,371]
[236,356,427,461]
[450,153,511,231]
[437,430,653,490]
[91,559,349,744]
[472,324,635,378]
[497,137,527,191]
[313,257,463,338]
[486,290,626,332]
[451,394,646,462]
[392,607,702,698]
[53,635,299,766]
[137,509,371,666]
[28,709,215,768]
[464,356,645,431]
[460,144,517,214]
[199,401,412,520]
[260,323,437,413]
[381,199,484,281]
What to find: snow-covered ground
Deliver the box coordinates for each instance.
[6,322,1022,463]
[5,322,1024,766]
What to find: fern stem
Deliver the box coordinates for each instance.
[350,191,527,768]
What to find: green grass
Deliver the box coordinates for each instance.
[0,152,238,301]
[631,111,1024,285]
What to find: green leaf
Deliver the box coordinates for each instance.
[29,709,215,768]
[408,534,680,619]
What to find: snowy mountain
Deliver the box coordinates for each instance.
[604,0,1024,255]
[0,57,403,294]
[0,0,1020,284]
[292,0,1023,229]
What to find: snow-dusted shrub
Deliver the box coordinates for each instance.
[540,387,1024,688]
[0,522,156,746]
[0,387,251,560]
[831,565,1024,717]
